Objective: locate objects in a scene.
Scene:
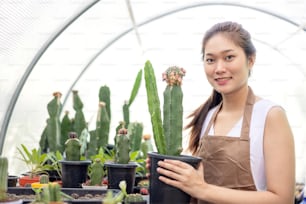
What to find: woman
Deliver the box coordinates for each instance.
[155,21,295,203]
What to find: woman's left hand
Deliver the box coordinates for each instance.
[157,159,206,197]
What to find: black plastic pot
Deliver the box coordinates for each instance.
[104,161,137,194]
[148,152,202,204]
[59,160,91,188]
[8,175,19,187]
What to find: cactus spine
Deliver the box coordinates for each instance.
[162,66,185,155]
[0,157,8,201]
[64,132,81,161]
[128,122,144,152]
[144,61,166,154]
[72,90,87,139]
[144,61,186,156]
[115,127,130,164]
[89,158,104,186]
[96,102,110,150]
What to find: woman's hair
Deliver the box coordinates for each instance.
[186,21,256,154]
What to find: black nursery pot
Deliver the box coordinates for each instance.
[8,175,19,187]
[105,161,137,194]
[148,152,202,204]
[59,160,91,188]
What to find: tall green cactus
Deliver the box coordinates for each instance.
[144,61,166,154]
[40,92,62,153]
[99,85,111,121]
[115,127,131,164]
[96,102,110,150]
[89,158,104,186]
[128,122,144,152]
[60,110,72,153]
[72,90,87,139]
[0,157,8,201]
[144,61,186,156]
[64,132,81,161]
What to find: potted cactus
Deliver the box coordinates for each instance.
[144,60,202,204]
[104,126,137,194]
[0,156,22,204]
[59,132,91,188]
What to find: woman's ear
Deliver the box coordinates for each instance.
[248,55,256,68]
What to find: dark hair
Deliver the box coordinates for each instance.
[186,21,256,154]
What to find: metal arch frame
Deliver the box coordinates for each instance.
[0,0,100,154]
[61,2,306,108]
[1,1,305,154]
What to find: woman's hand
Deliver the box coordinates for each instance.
[145,157,150,177]
[157,159,206,198]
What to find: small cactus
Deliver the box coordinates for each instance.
[89,158,104,186]
[60,110,72,153]
[129,122,144,152]
[39,174,49,184]
[0,157,8,201]
[140,134,154,158]
[96,102,110,150]
[124,193,145,203]
[114,126,131,164]
[64,132,81,161]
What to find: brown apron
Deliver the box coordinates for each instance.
[192,87,257,204]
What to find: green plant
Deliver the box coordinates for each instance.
[31,183,72,204]
[88,158,105,186]
[144,60,186,156]
[64,132,81,161]
[102,180,126,204]
[0,156,8,201]
[124,193,144,203]
[17,144,52,177]
[114,126,131,164]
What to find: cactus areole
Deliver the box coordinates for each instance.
[144,61,186,156]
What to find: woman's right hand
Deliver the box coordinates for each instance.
[145,157,150,177]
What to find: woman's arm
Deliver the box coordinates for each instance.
[157,106,295,204]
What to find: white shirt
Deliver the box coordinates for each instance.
[200,99,279,191]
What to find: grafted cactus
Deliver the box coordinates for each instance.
[99,85,111,121]
[64,132,81,161]
[128,122,144,152]
[89,158,104,186]
[140,134,154,158]
[72,90,87,139]
[144,61,186,156]
[0,157,8,201]
[96,102,110,150]
[115,127,130,164]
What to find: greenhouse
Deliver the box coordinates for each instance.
[0,0,306,203]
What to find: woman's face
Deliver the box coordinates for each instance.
[203,33,254,95]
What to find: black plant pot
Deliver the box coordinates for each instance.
[148,152,202,204]
[59,160,91,188]
[105,161,137,194]
[8,175,19,187]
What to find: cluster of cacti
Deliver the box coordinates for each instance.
[114,126,131,164]
[40,92,62,153]
[64,132,81,161]
[144,60,186,156]
[128,122,144,152]
[42,183,62,202]
[0,157,8,201]
[89,158,104,186]
[124,193,145,203]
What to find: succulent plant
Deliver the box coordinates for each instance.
[39,174,49,184]
[114,126,131,164]
[64,132,81,161]
[124,193,145,203]
[96,101,110,150]
[72,90,87,139]
[140,134,154,159]
[144,60,186,156]
[89,158,104,186]
[128,122,144,152]
[0,156,8,201]
[99,85,111,121]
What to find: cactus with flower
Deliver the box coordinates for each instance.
[144,60,186,156]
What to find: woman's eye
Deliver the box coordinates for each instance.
[225,55,234,61]
[206,58,214,64]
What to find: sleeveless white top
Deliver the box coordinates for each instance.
[200,99,279,191]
